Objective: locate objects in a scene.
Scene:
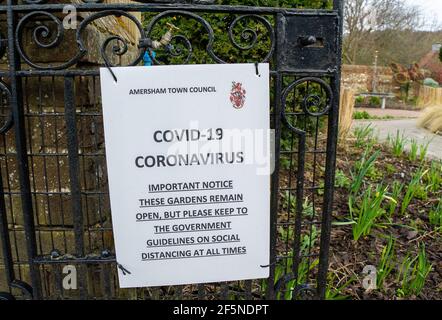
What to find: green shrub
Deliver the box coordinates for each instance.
[369,96,382,106]
[355,96,365,105]
[353,111,371,119]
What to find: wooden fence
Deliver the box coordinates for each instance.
[416,85,442,109]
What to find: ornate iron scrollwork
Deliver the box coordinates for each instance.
[10,280,34,299]
[78,10,146,67]
[0,292,15,300]
[16,11,68,69]
[0,280,33,300]
[228,15,275,63]
[15,10,145,70]
[14,9,275,69]
[145,10,219,64]
[145,11,275,65]
[281,77,333,133]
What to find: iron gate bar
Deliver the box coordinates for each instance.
[0,81,13,288]
[0,4,338,14]
[0,165,14,285]
[33,257,117,265]
[63,76,87,299]
[282,108,306,295]
[266,12,283,298]
[63,77,84,259]
[0,0,343,300]
[6,0,41,299]
[315,0,343,299]
[1,70,338,77]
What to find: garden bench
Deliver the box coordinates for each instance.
[359,92,395,109]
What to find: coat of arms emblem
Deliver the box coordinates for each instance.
[230,81,246,109]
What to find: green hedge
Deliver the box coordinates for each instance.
[143,0,332,65]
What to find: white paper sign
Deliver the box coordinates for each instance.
[100,64,270,288]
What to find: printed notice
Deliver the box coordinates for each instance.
[100,64,270,288]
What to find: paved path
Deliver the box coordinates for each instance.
[353,118,442,160]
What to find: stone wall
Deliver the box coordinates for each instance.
[342,64,394,94]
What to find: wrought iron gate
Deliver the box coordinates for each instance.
[0,0,343,300]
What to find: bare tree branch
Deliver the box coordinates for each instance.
[343,0,423,65]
